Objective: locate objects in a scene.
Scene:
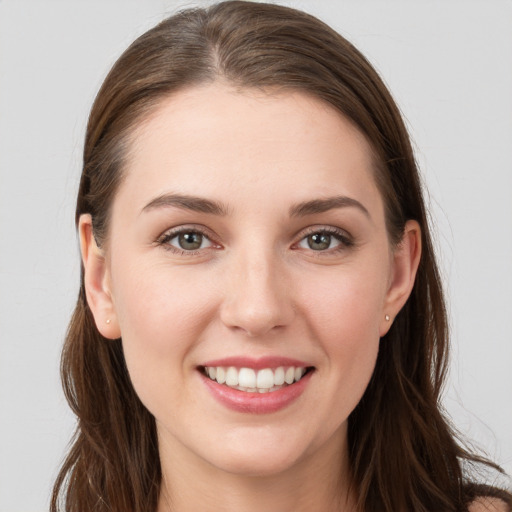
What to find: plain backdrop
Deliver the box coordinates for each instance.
[1,1,511,510]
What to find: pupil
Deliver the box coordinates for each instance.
[179,232,202,250]
[308,233,330,250]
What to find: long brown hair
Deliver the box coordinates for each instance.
[51,2,510,511]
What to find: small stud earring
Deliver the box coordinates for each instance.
[385,314,390,321]
[106,319,111,324]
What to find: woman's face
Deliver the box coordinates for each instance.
[83,83,419,478]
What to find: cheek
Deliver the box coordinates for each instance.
[297,265,386,409]
[113,259,215,343]
[299,262,388,344]
[110,260,217,406]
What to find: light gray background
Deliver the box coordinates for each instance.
[1,1,511,510]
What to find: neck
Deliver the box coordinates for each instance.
[156,428,357,512]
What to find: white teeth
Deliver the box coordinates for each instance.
[284,367,295,384]
[256,368,274,389]
[204,365,309,392]
[274,367,285,385]
[238,368,256,388]
[225,367,238,386]
[216,367,226,384]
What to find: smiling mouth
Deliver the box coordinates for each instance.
[201,365,314,393]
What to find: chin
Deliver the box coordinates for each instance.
[201,429,312,478]
[211,451,302,478]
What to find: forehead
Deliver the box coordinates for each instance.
[119,83,382,216]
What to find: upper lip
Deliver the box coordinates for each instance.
[200,356,312,370]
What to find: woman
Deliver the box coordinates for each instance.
[51,1,511,511]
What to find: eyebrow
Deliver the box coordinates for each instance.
[141,193,229,216]
[289,195,371,219]
[141,192,370,220]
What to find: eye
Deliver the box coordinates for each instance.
[296,227,353,252]
[174,231,210,251]
[300,232,338,251]
[157,228,214,253]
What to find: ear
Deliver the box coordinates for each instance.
[79,214,121,339]
[379,220,422,337]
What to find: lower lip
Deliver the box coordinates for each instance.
[201,370,313,414]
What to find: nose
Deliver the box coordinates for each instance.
[219,249,295,338]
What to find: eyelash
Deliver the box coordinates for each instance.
[156,225,217,255]
[155,225,354,256]
[295,226,354,255]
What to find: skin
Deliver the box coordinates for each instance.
[469,499,510,512]
[80,83,421,511]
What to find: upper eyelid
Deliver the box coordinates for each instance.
[295,225,352,240]
[157,224,217,242]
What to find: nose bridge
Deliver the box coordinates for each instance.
[220,242,294,337]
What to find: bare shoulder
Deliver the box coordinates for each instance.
[468,497,511,512]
